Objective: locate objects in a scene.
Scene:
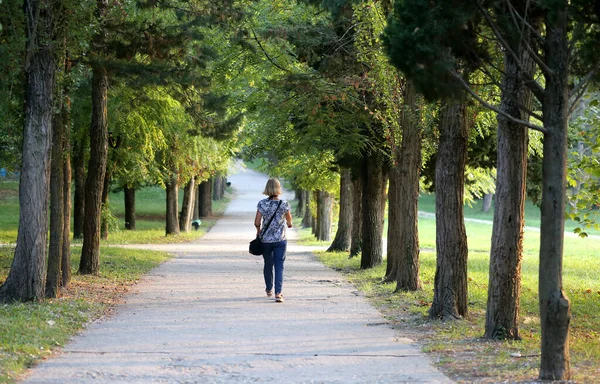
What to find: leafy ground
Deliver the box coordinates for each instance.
[0,183,232,383]
[309,216,600,383]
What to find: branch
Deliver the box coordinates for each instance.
[250,26,289,73]
[450,71,548,134]
[475,65,544,121]
[476,1,552,77]
[506,0,546,44]
[568,67,599,117]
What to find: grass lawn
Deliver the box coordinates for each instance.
[306,210,600,383]
[0,182,232,383]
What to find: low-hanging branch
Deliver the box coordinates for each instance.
[250,26,289,73]
[475,65,544,122]
[451,71,548,134]
[568,66,599,117]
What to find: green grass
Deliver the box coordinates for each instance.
[315,215,600,382]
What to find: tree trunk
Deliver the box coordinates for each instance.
[47,89,65,298]
[327,168,353,252]
[165,173,180,236]
[79,64,109,275]
[61,67,72,288]
[429,100,469,320]
[197,179,212,218]
[296,189,305,218]
[485,44,533,340]
[395,81,422,291]
[316,190,333,241]
[100,171,110,240]
[360,154,385,269]
[72,136,85,239]
[124,186,136,230]
[213,175,222,201]
[313,191,320,237]
[180,177,196,232]
[538,10,571,380]
[481,193,493,213]
[350,170,364,258]
[0,0,54,301]
[301,190,313,229]
[385,163,399,281]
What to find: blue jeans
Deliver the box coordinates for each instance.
[262,240,287,294]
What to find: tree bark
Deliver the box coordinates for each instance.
[360,154,386,269]
[429,100,469,320]
[385,163,399,281]
[316,190,333,241]
[46,88,65,298]
[197,178,212,218]
[180,177,196,232]
[538,9,571,380]
[165,173,180,236]
[61,67,72,288]
[79,64,109,275]
[296,189,305,218]
[301,190,313,229]
[485,43,533,340]
[350,170,364,258]
[72,136,85,239]
[0,0,54,301]
[100,170,110,240]
[213,175,222,201]
[395,81,422,291]
[124,186,136,230]
[327,168,353,252]
[481,193,493,213]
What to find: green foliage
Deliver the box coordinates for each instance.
[382,0,486,101]
[0,0,25,170]
[566,93,600,237]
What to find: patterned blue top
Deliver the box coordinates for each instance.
[257,198,291,243]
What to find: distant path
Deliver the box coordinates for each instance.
[21,163,451,383]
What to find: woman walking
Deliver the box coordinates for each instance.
[254,178,293,302]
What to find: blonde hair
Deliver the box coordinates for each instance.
[263,178,282,197]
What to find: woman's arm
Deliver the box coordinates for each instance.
[285,210,293,228]
[254,210,262,235]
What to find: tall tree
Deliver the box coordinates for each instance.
[327,168,353,252]
[79,0,109,275]
[429,100,469,319]
[485,3,536,340]
[0,0,55,301]
[384,0,600,378]
[394,81,422,291]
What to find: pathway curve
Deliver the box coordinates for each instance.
[22,165,451,384]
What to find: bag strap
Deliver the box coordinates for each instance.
[259,200,283,239]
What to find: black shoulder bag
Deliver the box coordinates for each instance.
[249,200,282,256]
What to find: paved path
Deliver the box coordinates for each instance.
[22,165,451,384]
